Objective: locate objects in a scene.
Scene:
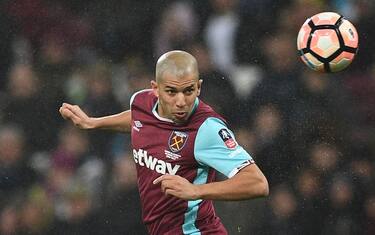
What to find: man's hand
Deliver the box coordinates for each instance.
[153,175,200,200]
[59,103,95,129]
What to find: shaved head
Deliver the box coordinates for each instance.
[151,50,202,124]
[156,50,199,83]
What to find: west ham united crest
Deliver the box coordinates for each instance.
[168,131,188,153]
[218,128,237,149]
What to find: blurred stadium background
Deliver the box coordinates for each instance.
[0,0,375,234]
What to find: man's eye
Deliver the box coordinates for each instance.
[184,89,194,94]
[166,90,175,94]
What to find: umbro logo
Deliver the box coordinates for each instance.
[133,120,143,132]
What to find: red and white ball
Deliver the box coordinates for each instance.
[297,12,359,73]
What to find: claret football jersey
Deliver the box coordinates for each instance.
[130,89,254,235]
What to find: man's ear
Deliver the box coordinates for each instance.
[197,79,203,96]
[151,80,159,97]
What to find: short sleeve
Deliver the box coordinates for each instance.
[194,117,254,178]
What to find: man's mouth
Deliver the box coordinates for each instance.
[173,112,188,119]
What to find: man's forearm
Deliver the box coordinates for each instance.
[91,110,132,133]
[195,164,269,201]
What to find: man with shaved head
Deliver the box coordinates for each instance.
[60,50,268,235]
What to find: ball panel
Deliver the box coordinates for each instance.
[330,51,355,64]
[339,19,359,48]
[310,29,340,58]
[330,59,351,72]
[297,23,311,50]
[311,12,341,26]
[300,53,324,72]
[329,52,354,72]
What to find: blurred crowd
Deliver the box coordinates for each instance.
[1,0,375,234]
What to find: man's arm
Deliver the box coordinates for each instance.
[153,164,269,201]
[59,103,132,133]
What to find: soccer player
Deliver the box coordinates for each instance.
[59,50,269,235]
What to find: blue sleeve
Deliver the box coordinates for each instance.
[194,117,254,178]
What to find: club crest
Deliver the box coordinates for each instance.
[218,128,237,149]
[168,131,188,153]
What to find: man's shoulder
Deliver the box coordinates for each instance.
[130,89,154,106]
[192,99,226,126]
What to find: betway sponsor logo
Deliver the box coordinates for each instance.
[133,149,180,175]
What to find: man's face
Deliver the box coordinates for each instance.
[152,72,201,124]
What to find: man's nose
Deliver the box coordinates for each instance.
[175,92,186,107]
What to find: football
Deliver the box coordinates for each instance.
[297,12,359,73]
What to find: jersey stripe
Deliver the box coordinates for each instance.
[182,166,209,235]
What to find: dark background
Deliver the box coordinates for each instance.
[1,0,375,234]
